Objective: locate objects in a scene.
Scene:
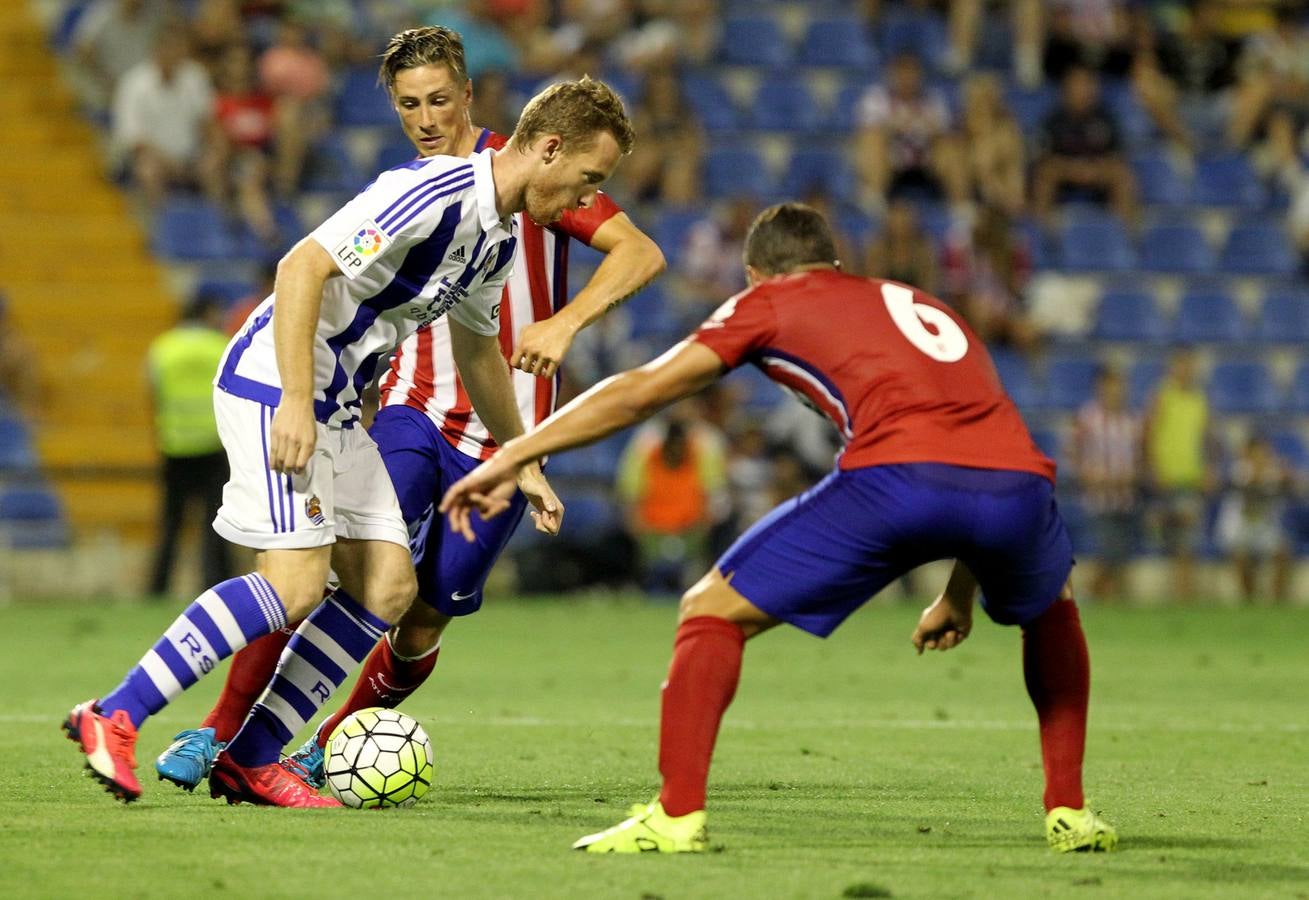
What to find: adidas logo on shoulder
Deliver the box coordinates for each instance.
[447,246,466,263]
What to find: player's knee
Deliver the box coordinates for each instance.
[369,569,418,624]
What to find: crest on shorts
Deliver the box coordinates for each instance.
[305,494,325,526]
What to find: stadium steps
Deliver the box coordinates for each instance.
[0,4,170,542]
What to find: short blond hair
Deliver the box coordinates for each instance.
[510,76,635,155]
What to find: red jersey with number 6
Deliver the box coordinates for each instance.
[691,269,1054,480]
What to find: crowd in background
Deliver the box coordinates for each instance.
[16,0,1309,601]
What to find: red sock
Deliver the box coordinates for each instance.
[201,623,297,743]
[315,634,440,748]
[1022,599,1089,811]
[657,616,746,817]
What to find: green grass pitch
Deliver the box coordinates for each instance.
[1,596,1306,899]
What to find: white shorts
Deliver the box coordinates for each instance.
[212,390,408,550]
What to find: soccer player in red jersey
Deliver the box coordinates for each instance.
[442,203,1118,854]
[152,26,664,793]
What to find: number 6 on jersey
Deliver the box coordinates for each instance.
[881,282,969,362]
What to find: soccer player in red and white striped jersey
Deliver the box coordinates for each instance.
[154,27,664,791]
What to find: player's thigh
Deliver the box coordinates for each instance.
[678,568,780,639]
[715,468,922,638]
[331,537,417,621]
[369,406,446,526]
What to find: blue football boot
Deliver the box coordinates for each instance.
[280,734,326,790]
[155,727,224,792]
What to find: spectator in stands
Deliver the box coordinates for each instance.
[763,400,842,484]
[680,197,756,305]
[111,30,218,208]
[945,0,1045,86]
[206,43,277,241]
[146,294,233,596]
[854,52,969,213]
[1042,0,1138,82]
[71,0,167,112]
[1228,4,1309,151]
[941,205,1036,352]
[959,72,1027,217]
[1144,347,1216,601]
[724,423,773,532]
[189,0,245,71]
[257,17,331,195]
[865,198,938,294]
[617,412,727,593]
[0,292,40,421]
[1216,435,1294,603]
[418,0,520,78]
[1069,366,1143,600]
[622,69,703,205]
[1032,65,1138,228]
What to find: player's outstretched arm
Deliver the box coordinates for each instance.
[269,238,337,474]
[911,561,978,655]
[441,340,725,540]
[512,213,665,379]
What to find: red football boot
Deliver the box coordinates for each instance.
[63,700,142,803]
[209,753,342,808]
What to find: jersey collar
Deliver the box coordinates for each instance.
[469,148,513,242]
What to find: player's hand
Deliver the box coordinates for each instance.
[439,454,521,542]
[511,315,579,379]
[911,595,973,655]
[516,463,564,535]
[269,399,316,475]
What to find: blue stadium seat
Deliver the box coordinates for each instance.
[703,147,769,199]
[1092,289,1169,343]
[1289,362,1309,414]
[751,77,823,133]
[1102,79,1155,146]
[990,349,1042,410]
[1173,289,1246,342]
[1059,218,1136,271]
[1192,154,1265,208]
[151,200,243,261]
[721,16,791,67]
[333,66,396,128]
[0,484,69,549]
[1255,290,1309,343]
[0,417,36,471]
[798,18,878,71]
[1044,354,1100,411]
[543,436,627,481]
[195,278,254,305]
[1004,86,1055,133]
[1270,429,1309,471]
[1128,358,1167,409]
[300,135,363,194]
[828,80,871,133]
[1028,427,1061,463]
[1219,222,1298,276]
[653,207,704,267]
[375,140,418,172]
[879,9,947,66]
[778,148,856,199]
[1139,224,1214,274]
[1209,361,1281,414]
[681,71,742,132]
[1132,151,1190,206]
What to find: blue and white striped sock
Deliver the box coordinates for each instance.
[101,575,287,728]
[225,589,389,768]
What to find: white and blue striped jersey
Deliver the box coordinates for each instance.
[216,149,518,427]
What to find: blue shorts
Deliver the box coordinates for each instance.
[718,463,1073,636]
[371,405,527,617]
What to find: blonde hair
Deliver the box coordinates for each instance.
[510,76,635,155]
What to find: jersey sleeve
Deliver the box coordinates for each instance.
[310,161,476,280]
[554,191,622,246]
[446,237,515,337]
[690,287,778,370]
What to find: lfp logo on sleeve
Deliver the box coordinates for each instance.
[333,219,393,278]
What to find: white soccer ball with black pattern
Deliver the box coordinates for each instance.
[324,707,434,809]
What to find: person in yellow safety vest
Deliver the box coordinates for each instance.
[146,293,233,595]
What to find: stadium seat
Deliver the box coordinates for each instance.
[1132,151,1190,206]
[1059,218,1136,271]
[751,77,823,133]
[1270,429,1309,471]
[1139,224,1214,274]
[879,9,947,66]
[721,16,791,68]
[1102,79,1155,147]
[375,140,418,172]
[1289,362,1309,414]
[1127,358,1167,409]
[0,417,36,471]
[1208,361,1281,414]
[0,484,69,549]
[828,80,871,133]
[333,66,397,128]
[1043,354,1100,411]
[1192,154,1265,208]
[1255,290,1309,343]
[151,200,243,262]
[798,18,878,71]
[1219,222,1298,276]
[990,349,1042,410]
[1173,289,1246,342]
[652,207,703,267]
[1004,85,1055,134]
[703,147,770,199]
[194,278,255,305]
[300,135,363,194]
[778,148,856,199]
[1091,290,1169,343]
[681,71,742,132]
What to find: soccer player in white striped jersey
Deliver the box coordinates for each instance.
[151,26,665,795]
[64,69,636,806]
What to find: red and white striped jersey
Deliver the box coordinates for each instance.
[377,129,621,459]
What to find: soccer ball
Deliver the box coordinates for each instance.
[324,708,434,809]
